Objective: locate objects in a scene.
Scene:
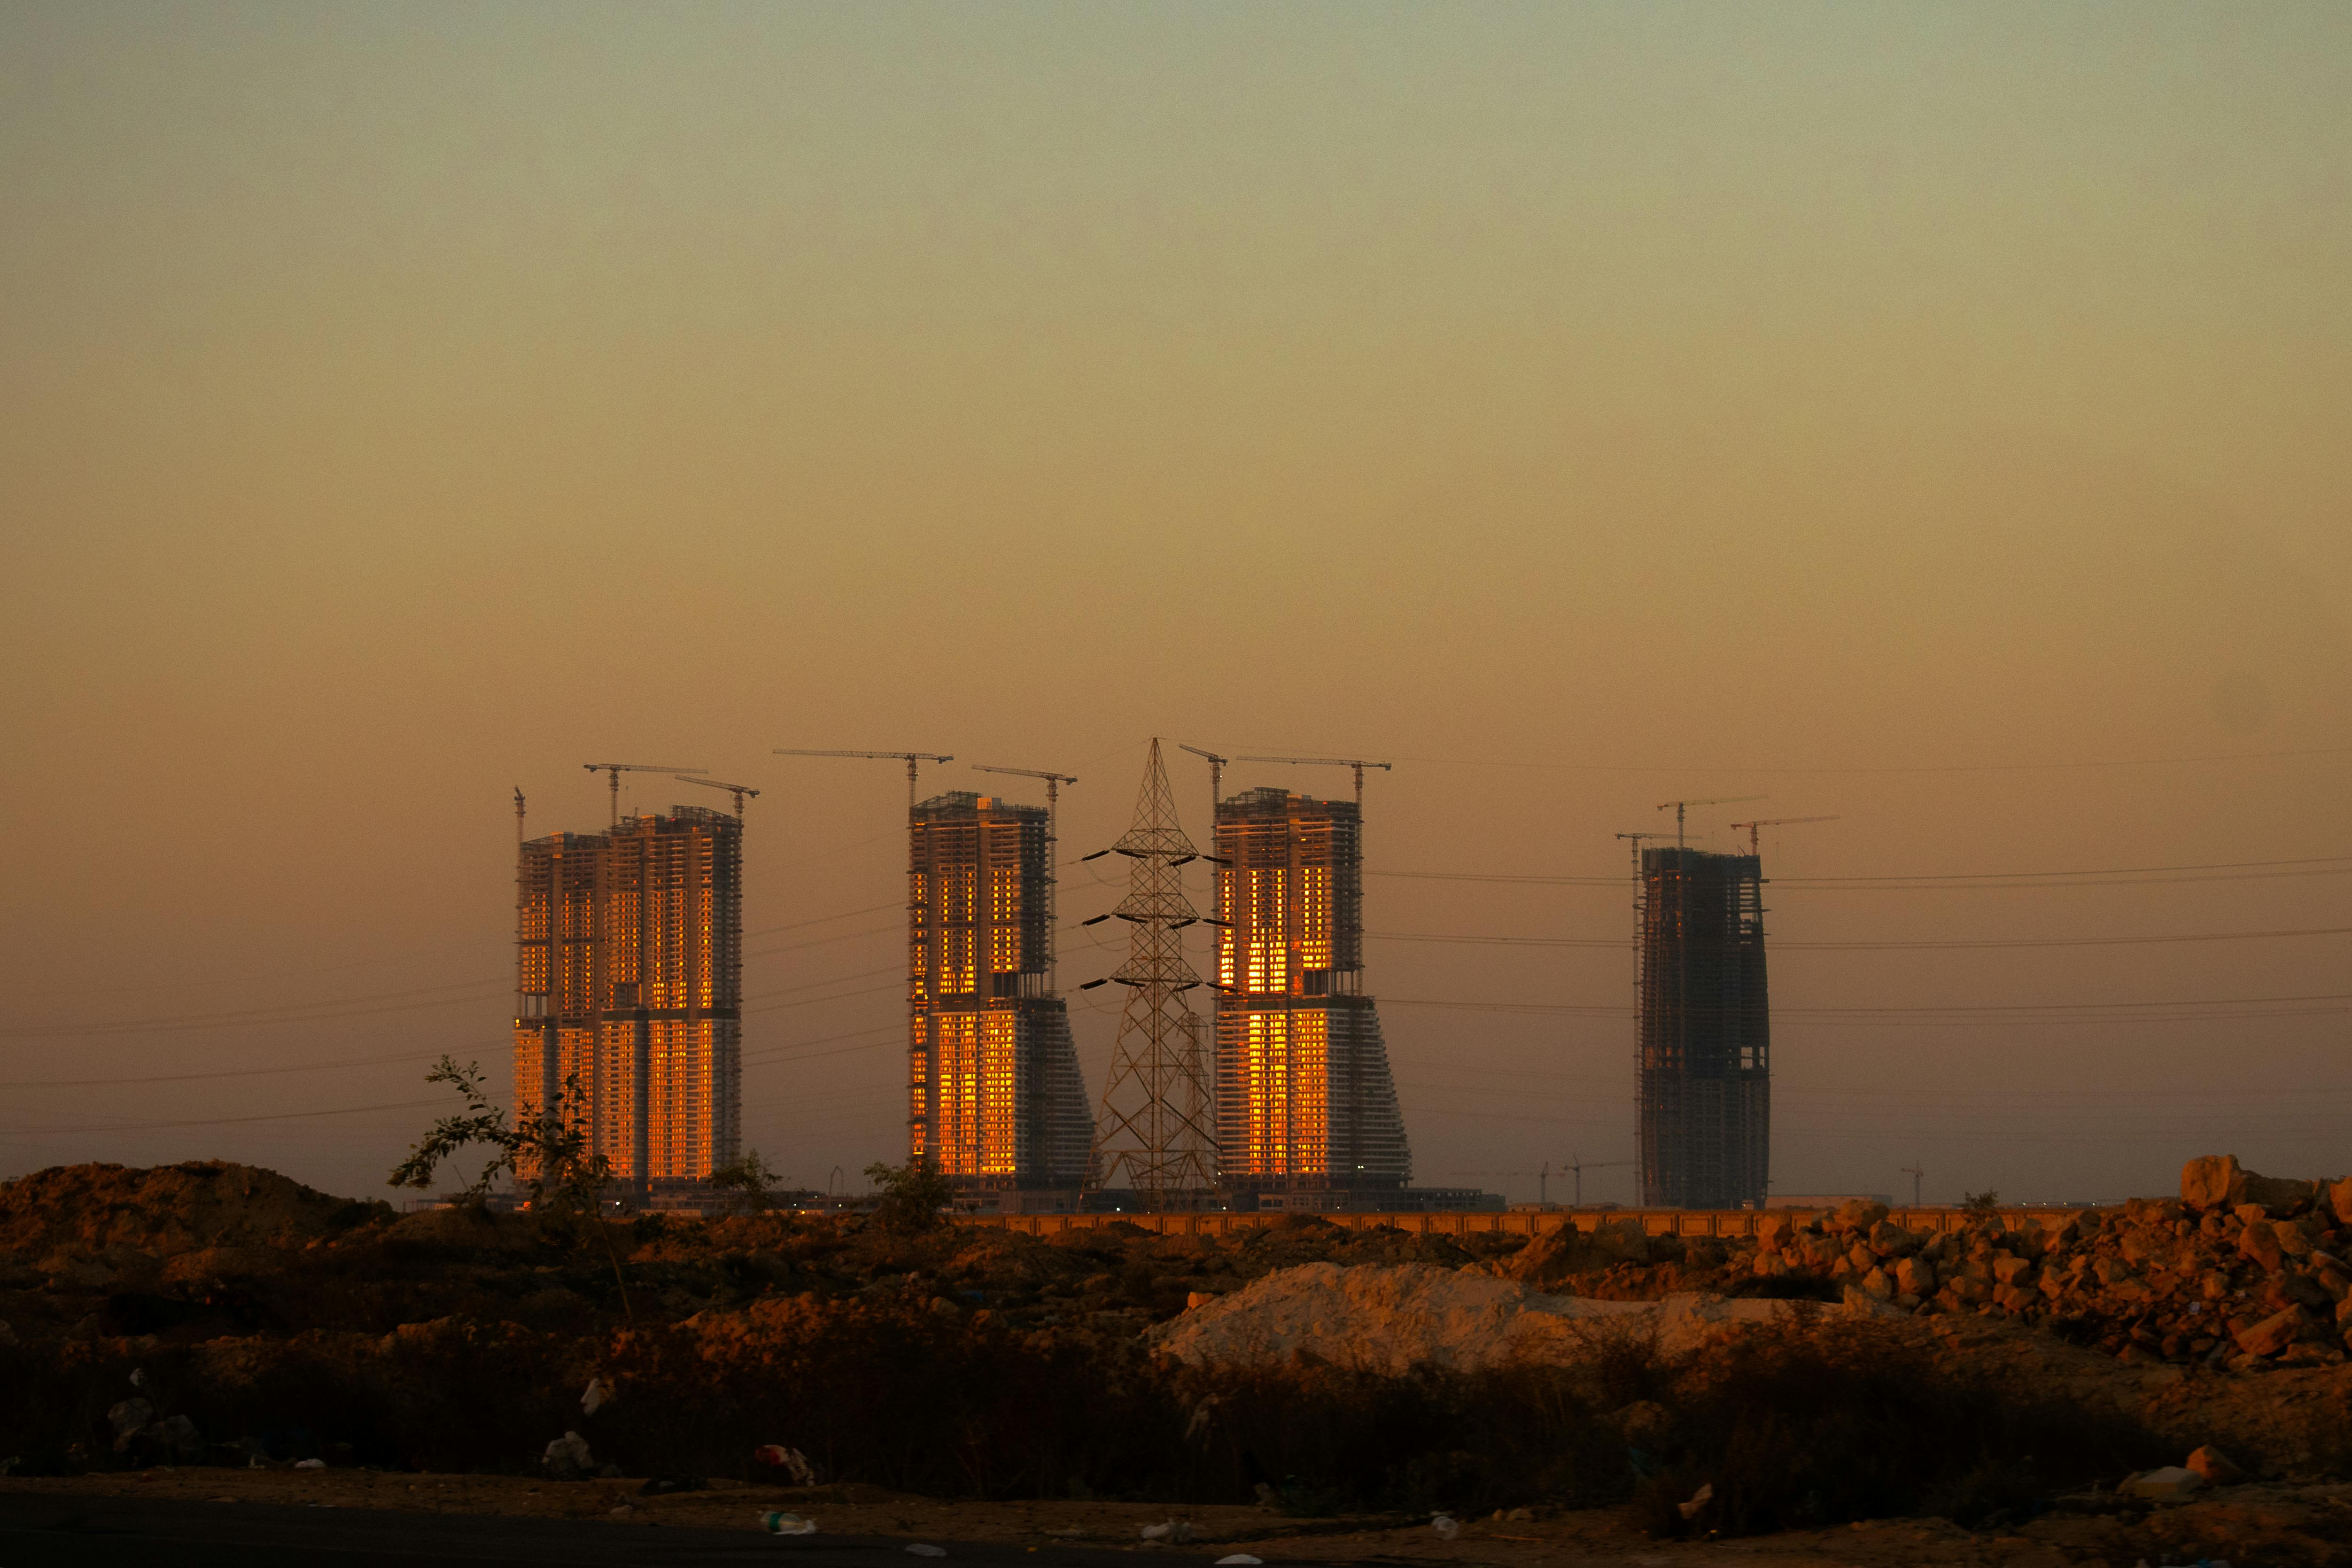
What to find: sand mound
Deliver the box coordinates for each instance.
[0,1161,357,1261]
[1146,1261,1886,1374]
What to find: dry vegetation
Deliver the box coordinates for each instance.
[7,1158,2352,1565]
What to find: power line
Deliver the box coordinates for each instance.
[1369,924,2352,951]
[1383,745,2352,776]
[1372,854,2352,892]
[0,1096,453,1138]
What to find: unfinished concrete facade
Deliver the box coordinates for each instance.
[908,791,1094,1190]
[1636,846,1769,1209]
[1212,787,1410,1196]
[512,806,743,1194]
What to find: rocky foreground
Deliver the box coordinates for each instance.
[6,1157,2352,1565]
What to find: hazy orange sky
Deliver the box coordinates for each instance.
[3,4,2347,1205]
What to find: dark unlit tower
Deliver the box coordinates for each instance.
[1635,847,1770,1209]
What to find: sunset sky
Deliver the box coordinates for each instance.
[3,3,2347,1205]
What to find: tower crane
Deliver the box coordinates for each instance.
[772,749,954,813]
[1233,754,1392,807]
[583,762,708,827]
[970,763,1079,992]
[1900,1163,1925,1208]
[1654,794,1764,849]
[1561,1153,1635,1206]
[1727,815,1840,855]
[675,775,762,818]
[1175,744,1227,823]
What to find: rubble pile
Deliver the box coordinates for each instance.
[1732,1156,2352,1368]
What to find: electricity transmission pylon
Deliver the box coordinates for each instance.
[1086,739,1219,1210]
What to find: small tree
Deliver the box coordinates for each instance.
[389,1055,634,1318]
[706,1148,782,1216]
[863,1155,954,1234]
[1962,1189,2001,1220]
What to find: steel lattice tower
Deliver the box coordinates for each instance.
[1088,739,1219,1208]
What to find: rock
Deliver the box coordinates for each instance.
[2329,1176,2352,1227]
[106,1398,154,1452]
[2272,1219,2315,1258]
[1992,1254,2035,1285]
[2336,1296,2352,1331]
[2241,1171,2318,1212]
[1831,1199,1889,1235]
[543,1430,596,1480]
[1752,1250,1792,1279]
[2120,1466,2205,1501]
[2185,1445,2245,1485]
[2234,1305,2303,1358]
[1754,1213,1795,1252]
[1861,1265,1894,1300]
[2182,1156,2241,1211]
[2240,1225,2284,1272]
[1894,1256,1936,1296]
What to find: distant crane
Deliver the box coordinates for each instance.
[1901,1163,1925,1208]
[772,749,954,813]
[1655,794,1765,849]
[1175,744,1228,822]
[514,787,526,845]
[1563,1153,1635,1206]
[1234,754,1392,807]
[970,763,1079,991]
[675,775,762,818]
[583,762,708,827]
[1727,815,1840,855]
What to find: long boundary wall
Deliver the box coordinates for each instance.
[957,1206,2094,1240]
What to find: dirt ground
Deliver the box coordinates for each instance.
[10,1466,2352,1567]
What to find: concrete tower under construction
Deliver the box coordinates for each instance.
[1212,787,1410,1201]
[908,791,1094,1190]
[1635,847,1770,1209]
[513,805,743,1196]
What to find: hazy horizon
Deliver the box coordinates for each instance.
[3,3,2347,1205]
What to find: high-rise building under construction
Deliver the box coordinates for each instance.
[1635,847,1769,1209]
[907,791,1094,1189]
[1212,787,1410,1196]
[513,805,742,1193]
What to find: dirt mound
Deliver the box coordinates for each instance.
[1147,1262,1881,1373]
[0,1162,361,1262]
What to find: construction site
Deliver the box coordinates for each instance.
[513,784,745,1208]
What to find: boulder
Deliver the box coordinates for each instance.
[1754,1212,1794,1252]
[2329,1176,2352,1227]
[2184,1445,2245,1486]
[1893,1256,1936,1297]
[2120,1466,2206,1502]
[2240,1224,2285,1272]
[2181,1156,2241,1211]
[1831,1198,1889,1235]
[2234,1305,2304,1358]
[2242,1170,2319,1212]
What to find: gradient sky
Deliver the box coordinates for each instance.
[3,3,2347,1205]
